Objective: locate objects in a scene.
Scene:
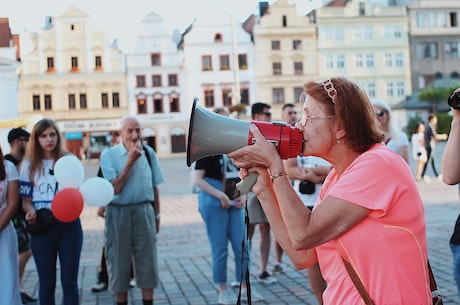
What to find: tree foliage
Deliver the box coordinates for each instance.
[418,87,453,112]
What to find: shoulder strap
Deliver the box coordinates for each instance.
[428,260,443,303]
[143,145,152,168]
[341,257,376,305]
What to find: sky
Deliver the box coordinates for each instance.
[1,0,323,53]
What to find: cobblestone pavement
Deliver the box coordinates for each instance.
[21,142,460,304]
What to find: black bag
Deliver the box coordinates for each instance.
[26,208,57,235]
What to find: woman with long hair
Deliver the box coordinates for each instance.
[20,118,83,305]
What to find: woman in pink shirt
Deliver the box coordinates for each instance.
[229,76,431,304]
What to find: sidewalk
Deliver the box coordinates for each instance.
[21,154,460,305]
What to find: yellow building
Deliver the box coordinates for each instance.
[18,6,127,158]
[253,0,318,119]
[316,0,412,106]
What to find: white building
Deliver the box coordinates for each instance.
[181,3,256,117]
[126,12,189,155]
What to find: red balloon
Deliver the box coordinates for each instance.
[51,188,84,222]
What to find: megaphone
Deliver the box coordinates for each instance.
[186,98,303,167]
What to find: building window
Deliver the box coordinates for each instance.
[204,90,214,107]
[359,2,365,16]
[220,55,230,70]
[293,40,302,50]
[47,57,55,72]
[385,53,393,67]
[386,82,394,97]
[152,75,162,87]
[222,89,232,106]
[356,54,363,68]
[240,88,249,105]
[366,83,376,98]
[273,62,282,75]
[151,53,161,66]
[214,33,222,43]
[294,62,303,75]
[137,98,147,114]
[396,82,405,96]
[202,55,212,71]
[272,88,284,104]
[395,53,403,67]
[238,54,247,70]
[294,87,304,103]
[445,42,460,58]
[451,12,458,27]
[282,15,287,27]
[153,96,163,113]
[112,93,120,108]
[168,74,178,86]
[71,56,78,71]
[417,42,438,59]
[169,96,180,112]
[136,75,146,87]
[68,94,76,109]
[366,54,374,68]
[79,94,87,109]
[101,93,109,108]
[44,95,52,110]
[271,40,281,50]
[95,56,102,70]
[33,95,40,110]
[337,55,345,68]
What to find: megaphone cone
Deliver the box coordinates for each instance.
[187,98,250,166]
[186,98,304,167]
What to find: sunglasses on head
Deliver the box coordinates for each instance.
[375,110,385,117]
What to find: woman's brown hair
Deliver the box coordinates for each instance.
[304,76,384,153]
[27,118,66,183]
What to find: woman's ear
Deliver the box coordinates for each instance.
[335,123,346,142]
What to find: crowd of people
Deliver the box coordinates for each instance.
[0,77,458,305]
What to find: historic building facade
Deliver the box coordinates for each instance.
[18,6,127,158]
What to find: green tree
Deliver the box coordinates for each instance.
[418,87,452,112]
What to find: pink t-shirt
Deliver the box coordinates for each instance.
[316,144,431,304]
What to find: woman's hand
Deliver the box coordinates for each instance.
[228,124,280,170]
[220,194,233,209]
[25,208,37,224]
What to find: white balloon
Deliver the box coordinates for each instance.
[79,177,114,207]
[54,155,85,188]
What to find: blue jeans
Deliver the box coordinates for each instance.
[198,178,249,285]
[31,218,83,305]
[450,243,460,302]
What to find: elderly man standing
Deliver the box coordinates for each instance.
[99,115,165,305]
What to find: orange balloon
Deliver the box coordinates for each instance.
[51,188,84,222]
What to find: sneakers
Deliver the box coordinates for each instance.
[129,278,136,288]
[218,289,237,305]
[257,271,278,284]
[91,282,108,293]
[271,263,283,274]
[20,292,37,304]
[240,288,264,302]
[230,281,241,288]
